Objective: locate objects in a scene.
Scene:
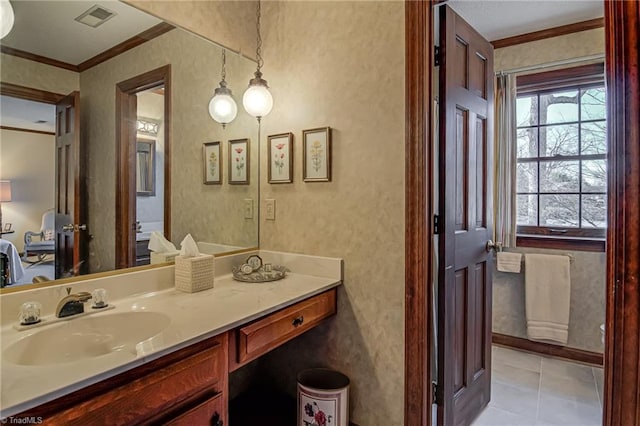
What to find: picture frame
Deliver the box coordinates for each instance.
[203,141,222,184]
[268,132,294,183]
[303,127,332,182]
[3,223,12,232]
[229,138,250,185]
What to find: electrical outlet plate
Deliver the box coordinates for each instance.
[244,199,253,219]
[266,199,276,220]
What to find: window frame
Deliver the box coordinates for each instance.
[515,63,606,252]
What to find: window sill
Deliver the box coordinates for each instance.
[516,235,606,252]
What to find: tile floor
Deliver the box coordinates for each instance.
[471,345,604,426]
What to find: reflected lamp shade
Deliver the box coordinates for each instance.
[0,0,14,39]
[0,180,11,202]
[208,83,238,126]
[242,76,273,119]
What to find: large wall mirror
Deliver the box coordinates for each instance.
[0,1,260,291]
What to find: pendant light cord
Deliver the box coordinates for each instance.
[221,49,227,83]
[256,0,264,75]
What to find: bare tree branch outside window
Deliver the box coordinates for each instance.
[516,82,606,237]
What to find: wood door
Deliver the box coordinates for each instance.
[55,91,86,279]
[437,6,494,425]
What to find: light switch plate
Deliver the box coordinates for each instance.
[266,199,276,220]
[244,199,253,219]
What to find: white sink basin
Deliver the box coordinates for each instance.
[3,312,171,366]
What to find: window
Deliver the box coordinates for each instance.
[515,64,606,246]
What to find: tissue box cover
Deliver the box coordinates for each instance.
[150,251,180,265]
[175,254,215,293]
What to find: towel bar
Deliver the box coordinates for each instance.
[493,252,575,264]
[518,253,575,264]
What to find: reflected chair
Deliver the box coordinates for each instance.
[22,209,55,264]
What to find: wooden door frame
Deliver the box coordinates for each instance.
[0,83,88,277]
[115,65,171,270]
[0,82,65,104]
[603,3,640,425]
[405,0,640,425]
[404,2,433,425]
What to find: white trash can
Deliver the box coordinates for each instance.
[298,368,349,426]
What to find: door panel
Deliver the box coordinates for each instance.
[438,5,494,426]
[55,92,86,278]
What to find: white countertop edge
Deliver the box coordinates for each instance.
[0,278,342,418]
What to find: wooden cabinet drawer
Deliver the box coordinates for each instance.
[236,289,337,364]
[166,392,224,426]
[43,334,227,426]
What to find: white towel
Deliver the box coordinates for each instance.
[0,239,25,284]
[524,253,571,345]
[497,252,522,273]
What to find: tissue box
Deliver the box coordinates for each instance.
[150,251,180,265]
[174,254,215,293]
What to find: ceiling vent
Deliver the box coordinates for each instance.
[75,5,117,28]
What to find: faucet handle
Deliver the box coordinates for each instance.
[19,301,42,325]
[91,288,108,309]
[75,292,92,302]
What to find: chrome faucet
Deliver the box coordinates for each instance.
[56,288,92,318]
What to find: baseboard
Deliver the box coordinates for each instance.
[492,333,604,366]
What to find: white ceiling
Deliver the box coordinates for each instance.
[2,1,161,65]
[447,0,604,41]
[0,96,55,133]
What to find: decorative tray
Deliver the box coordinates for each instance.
[232,265,289,283]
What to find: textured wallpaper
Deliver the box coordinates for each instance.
[80,28,259,273]
[125,0,258,61]
[493,248,606,352]
[494,29,606,353]
[495,28,605,72]
[255,2,406,424]
[0,53,79,94]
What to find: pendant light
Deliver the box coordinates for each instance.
[208,49,238,128]
[242,0,273,121]
[0,0,15,39]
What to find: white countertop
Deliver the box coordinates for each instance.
[0,251,342,418]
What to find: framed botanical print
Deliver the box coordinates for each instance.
[303,127,332,182]
[203,141,222,184]
[268,132,293,183]
[229,138,250,184]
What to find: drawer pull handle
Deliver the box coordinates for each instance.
[292,315,304,327]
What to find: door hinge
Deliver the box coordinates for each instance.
[433,214,440,235]
[432,381,440,405]
[434,46,441,66]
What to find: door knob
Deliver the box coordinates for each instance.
[486,240,503,253]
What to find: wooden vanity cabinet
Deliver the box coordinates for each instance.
[230,289,337,371]
[20,333,228,426]
[16,288,338,425]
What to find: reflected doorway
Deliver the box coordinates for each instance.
[115,66,171,270]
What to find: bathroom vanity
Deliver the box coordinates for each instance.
[0,251,342,425]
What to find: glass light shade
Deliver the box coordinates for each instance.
[0,0,14,40]
[208,91,238,125]
[243,79,273,119]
